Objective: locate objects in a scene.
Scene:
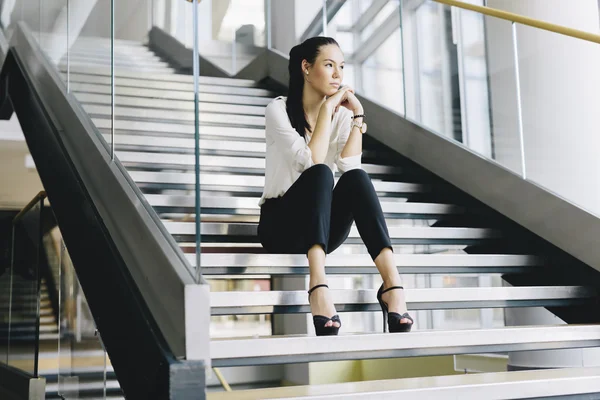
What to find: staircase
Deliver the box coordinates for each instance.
[7,36,600,398]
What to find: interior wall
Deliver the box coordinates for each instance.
[486,0,600,215]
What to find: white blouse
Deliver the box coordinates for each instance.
[259,96,362,206]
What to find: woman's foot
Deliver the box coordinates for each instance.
[308,284,340,329]
[380,282,412,325]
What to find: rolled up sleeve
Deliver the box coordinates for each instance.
[265,100,314,173]
[334,110,362,173]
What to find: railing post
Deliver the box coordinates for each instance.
[511,22,527,178]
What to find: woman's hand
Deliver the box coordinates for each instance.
[323,86,364,116]
[339,90,363,115]
[323,86,353,113]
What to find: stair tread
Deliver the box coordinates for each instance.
[205,366,600,399]
[146,196,453,213]
[210,286,597,315]
[61,65,260,87]
[118,151,405,175]
[197,252,540,266]
[192,253,539,274]
[211,324,600,366]
[70,81,274,98]
[165,221,502,239]
[85,103,266,126]
[84,95,265,115]
[93,117,267,138]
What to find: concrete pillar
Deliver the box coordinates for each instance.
[270,0,297,55]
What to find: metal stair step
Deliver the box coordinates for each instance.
[210,324,600,367]
[204,366,600,399]
[61,65,259,87]
[128,171,263,192]
[165,221,502,243]
[70,75,264,95]
[55,35,147,48]
[209,286,596,315]
[59,54,171,69]
[139,177,431,198]
[105,135,403,166]
[118,151,404,176]
[194,242,467,255]
[70,81,274,98]
[106,134,266,153]
[83,87,272,105]
[192,253,544,274]
[1,323,58,334]
[67,43,152,56]
[94,118,266,139]
[84,103,265,126]
[146,195,461,217]
[59,61,174,74]
[81,93,265,115]
[63,50,163,63]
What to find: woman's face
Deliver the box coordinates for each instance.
[304,44,345,97]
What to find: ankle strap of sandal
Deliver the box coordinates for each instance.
[308,284,329,295]
[381,285,404,295]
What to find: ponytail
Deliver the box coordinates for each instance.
[286,36,339,138]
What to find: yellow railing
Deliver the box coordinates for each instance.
[13,191,47,224]
[433,0,600,44]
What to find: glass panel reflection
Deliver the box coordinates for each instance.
[209,278,272,338]
[362,27,404,115]
[52,226,112,399]
[7,198,43,377]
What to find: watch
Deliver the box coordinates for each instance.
[351,119,367,134]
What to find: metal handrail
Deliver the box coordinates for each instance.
[13,191,46,224]
[433,0,600,44]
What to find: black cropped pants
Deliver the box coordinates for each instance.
[258,164,393,260]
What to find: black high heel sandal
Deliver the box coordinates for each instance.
[377,284,414,333]
[308,284,341,336]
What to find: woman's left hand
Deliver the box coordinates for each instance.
[338,89,363,114]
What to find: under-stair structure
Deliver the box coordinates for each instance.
[3,1,600,399]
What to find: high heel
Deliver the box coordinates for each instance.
[308,284,341,336]
[377,284,413,333]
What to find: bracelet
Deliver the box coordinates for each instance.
[352,114,365,119]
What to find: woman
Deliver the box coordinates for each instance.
[258,36,413,336]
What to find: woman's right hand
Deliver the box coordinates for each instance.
[323,86,354,115]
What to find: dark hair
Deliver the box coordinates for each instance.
[287,36,339,137]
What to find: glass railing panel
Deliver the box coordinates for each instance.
[0,0,40,45]
[296,0,326,41]
[191,0,202,283]
[1,212,14,363]
[516,25,600,216]
[38,0,69,73]
[211,0,267,75]
[112,0,181,176]
[67,0,114,155]
[457,6,523,175]
[52,225,110,399]
[324,0,356,88]
[362,25,404,115]
[429,274,505,330]
[0,0,117,159]
[360,1,397,42]
[317,1,404,112]
[406,1,459,140]
[398,1,525,175]
[6,196,44,377]
[209,278,273,338]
